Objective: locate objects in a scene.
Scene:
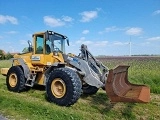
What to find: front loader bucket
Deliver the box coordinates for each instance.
[105,65,150,103]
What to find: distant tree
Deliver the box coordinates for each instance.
[5,52,13,60]
[0,49,5,60]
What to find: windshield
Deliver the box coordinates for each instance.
[46,32,66,53]
[54,39,63,51]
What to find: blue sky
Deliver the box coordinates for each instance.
[0,0,160,56]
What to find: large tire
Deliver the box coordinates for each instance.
[82,84,99,95]
[6,66,26,92]
[46,67,82,106]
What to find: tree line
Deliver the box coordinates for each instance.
[0,49,13,60]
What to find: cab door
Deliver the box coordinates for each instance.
[31,34,45,65]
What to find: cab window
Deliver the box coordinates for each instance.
[36,35,43,54]
[45,40,51,54]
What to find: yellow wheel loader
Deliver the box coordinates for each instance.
[0,31,150,106]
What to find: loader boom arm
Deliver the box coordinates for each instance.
[80,44,108,73]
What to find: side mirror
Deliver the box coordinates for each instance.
[66,38,69,46]
[28,47,33,52]
[28,40,33,52]
[28,40,32,46]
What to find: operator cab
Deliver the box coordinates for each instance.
[21,31,69,54]
[34,30,69,54]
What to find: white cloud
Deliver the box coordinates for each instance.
[26,33,32,38]
[44,15,73,27]
[76,40,93,45]
[94,41,108,46]
[99,26,128,34]
[99,26,143,36]
[147,36,160,41]
[113,41,129,46]
[152,10,160,15]
[125,27,143,36]
[5,31,18,34]
[75,37,108,47]
[82,41,93,45]
[75,37,85,44]
[62,16,74,22]
[76,37,92,45]
[80,37,86,41]
[44,16,65,27]
[80,11,98,22]
[105,26,122,32]
[82,30,89,34]
[96,8,102,12]
[0,15,18,24]
[20,40,28,45]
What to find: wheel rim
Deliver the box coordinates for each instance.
[9,73,17,87]
[51,78,66,98]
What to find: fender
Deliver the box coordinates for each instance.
[44,62,65,85]
[11,58,30,79]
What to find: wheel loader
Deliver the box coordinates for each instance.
[0,30,150,106]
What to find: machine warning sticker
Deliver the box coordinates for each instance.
[31,56,40,61]
[47,62,51,65]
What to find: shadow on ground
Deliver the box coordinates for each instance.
[81,91,136,119]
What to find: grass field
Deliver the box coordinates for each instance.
[99,56,160,94]
[0,57,160,120]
